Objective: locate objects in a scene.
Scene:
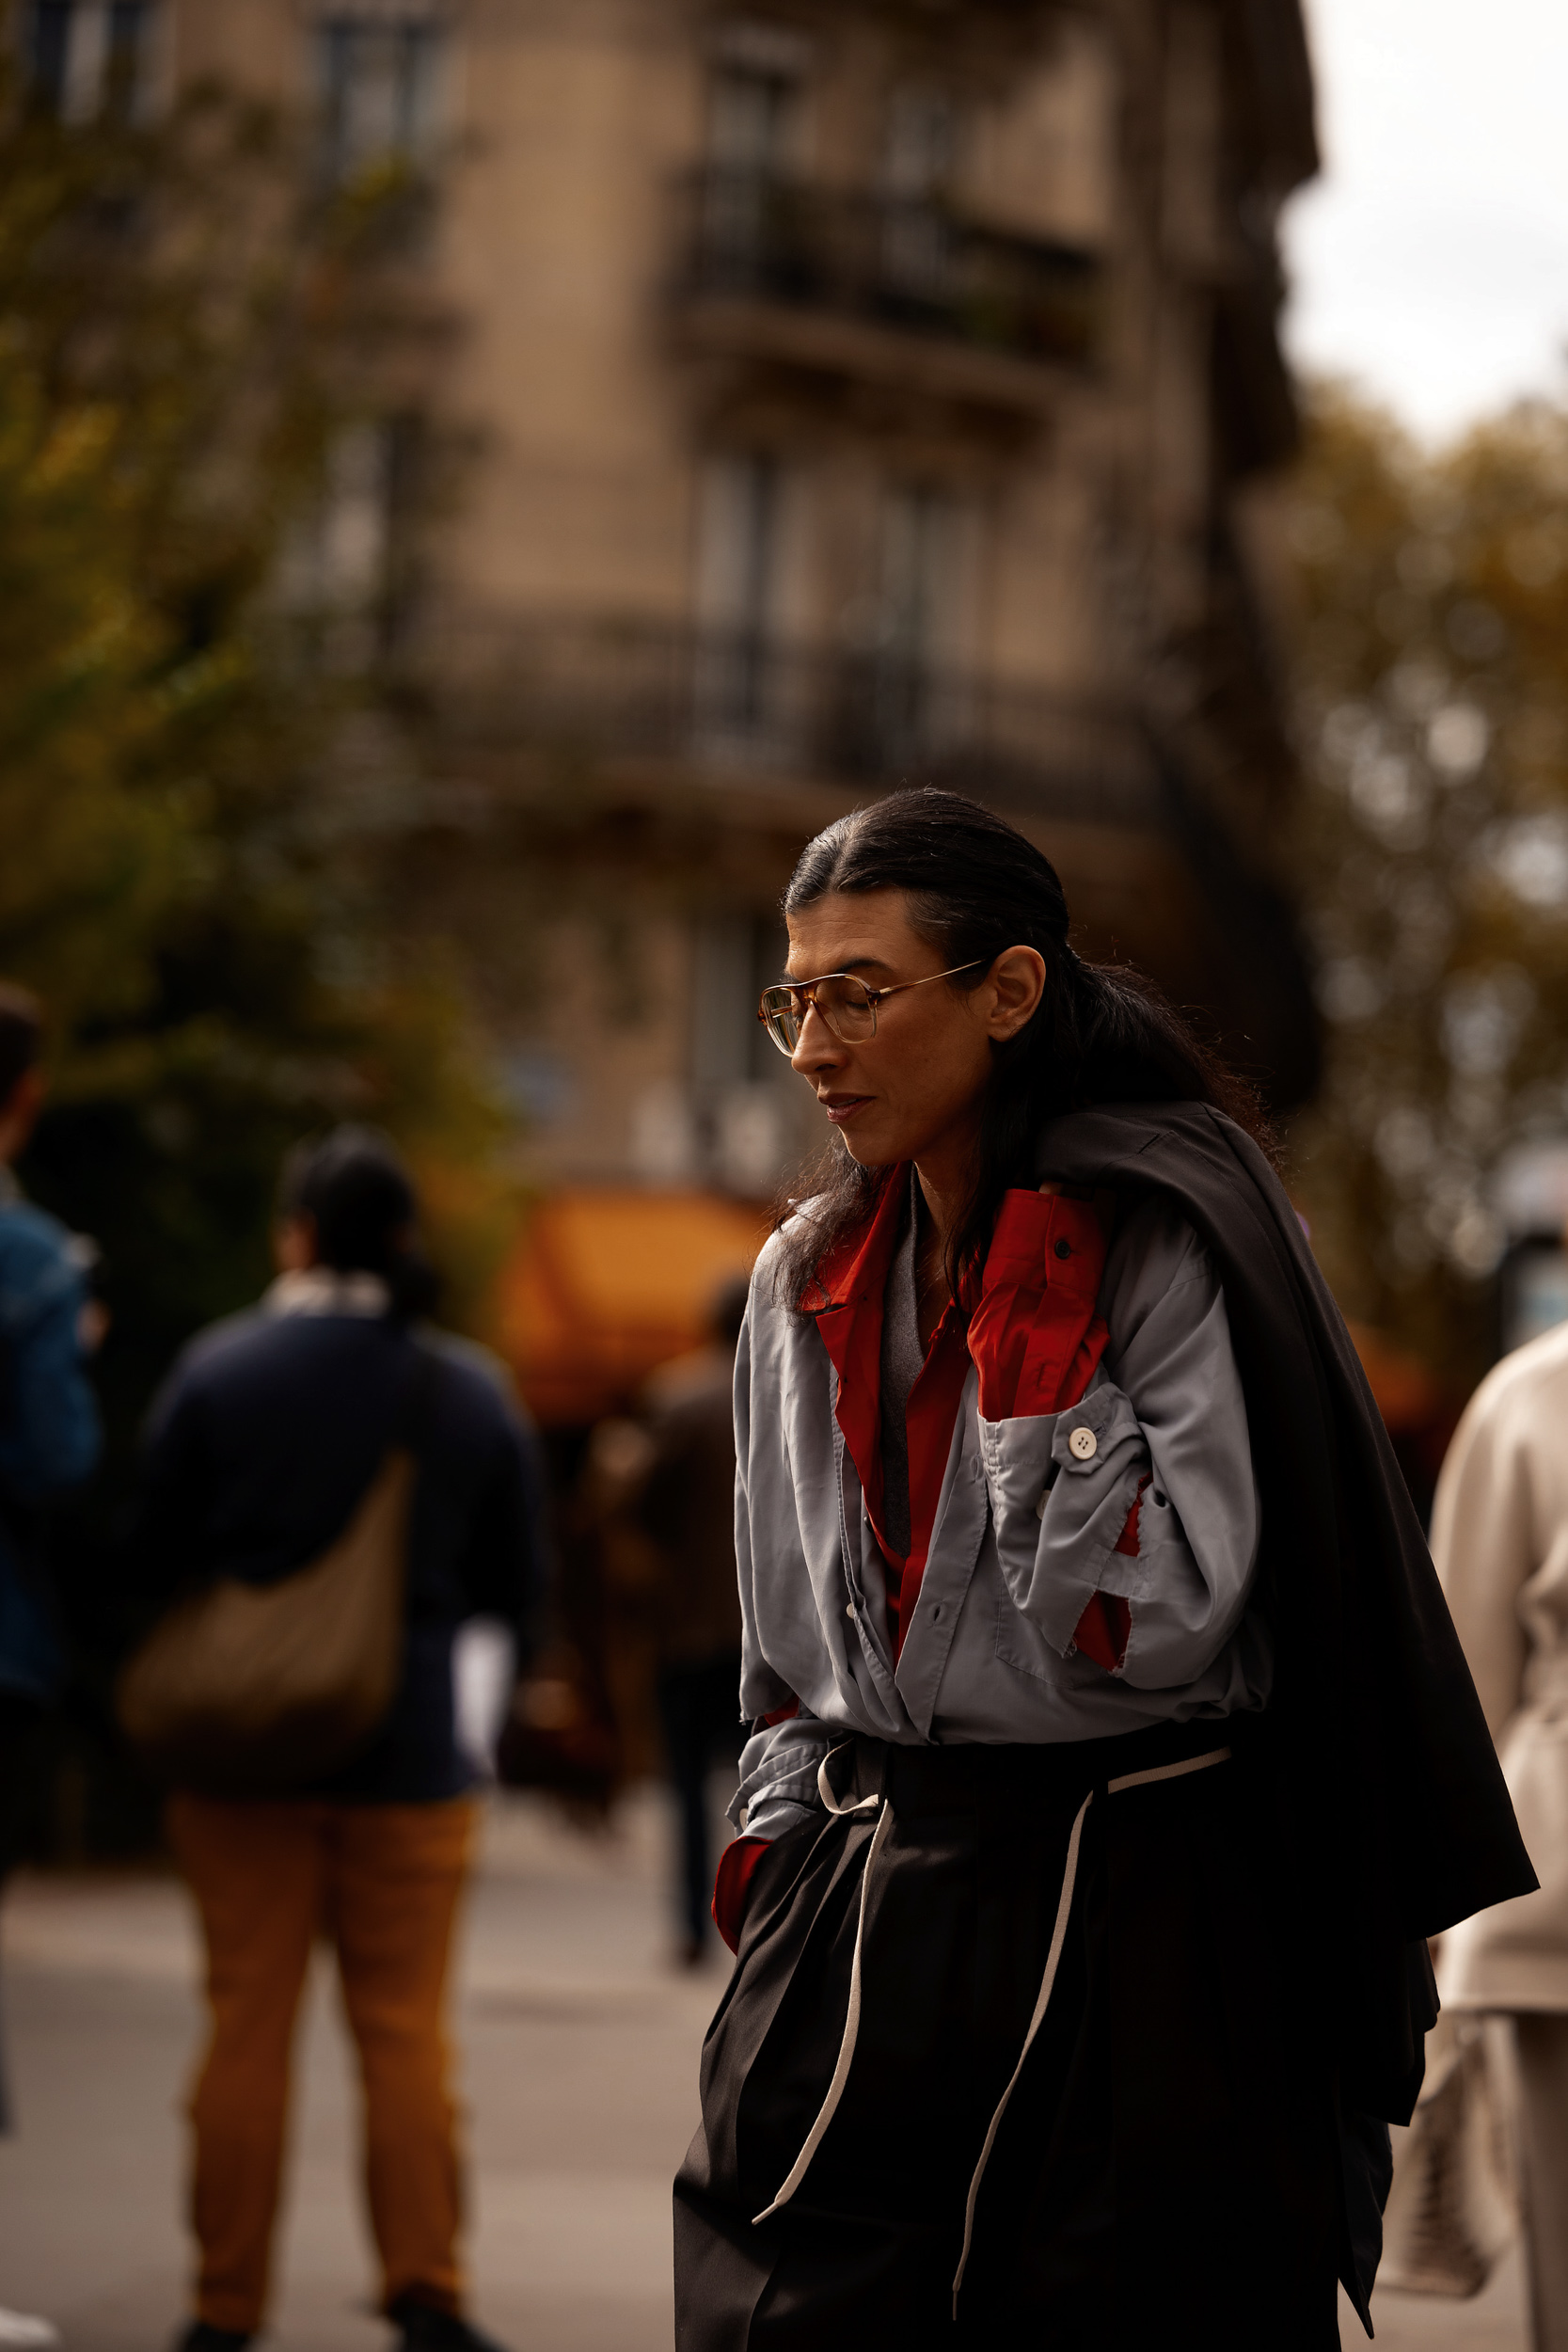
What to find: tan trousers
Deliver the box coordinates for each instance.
[1513,2013,1568,2352]
[168,1793,475,2335]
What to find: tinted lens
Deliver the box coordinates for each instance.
[759,977,876,1054]
[759,988,802,1053]
[813,976,876,1041]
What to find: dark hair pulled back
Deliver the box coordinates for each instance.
[279,1123,439,1322]
[772,787,1275,1306]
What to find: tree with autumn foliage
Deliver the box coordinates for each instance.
[0,67,513,1839]
[1286,388,1568,1398]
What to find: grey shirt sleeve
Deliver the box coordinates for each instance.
[733,1295,802,1722]
[977,1199,1260,1689]
[730,1287,833,1840]
[730,1707,832,1840]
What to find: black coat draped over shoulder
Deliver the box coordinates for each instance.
[1037,1101,1536,2122]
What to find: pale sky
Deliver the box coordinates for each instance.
[1284,0,1568,443]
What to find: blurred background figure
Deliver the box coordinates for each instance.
[493,1203,760,1841]
[127,1128,547,2352]
[0,983,101,2351]
[635,1275,751,1965]
[1428,1266,1568,2352]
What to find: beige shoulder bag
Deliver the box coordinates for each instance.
[117,1348,437,1795]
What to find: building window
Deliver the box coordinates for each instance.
[686,910,798,1195]
[881,84,957,201]
[278,418,427,668]
[867,485,969,761]
[315,16,444,187]
[694,453,784,739]
[706,19,811,160]
[879,485,957,661]
[707,56,800,177]
[879,85,960,306]
[691,912,790,1090]
[25,0,152,120]
[699,33,806,292]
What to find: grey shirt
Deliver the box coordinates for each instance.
[731,1175,1269,1842]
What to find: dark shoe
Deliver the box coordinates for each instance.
[173,2328,251,2352]
[387,2299,510,2352]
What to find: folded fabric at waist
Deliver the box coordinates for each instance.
[842,1715,1247,1815]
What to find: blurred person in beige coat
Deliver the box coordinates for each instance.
[1433,1310,1568,2349]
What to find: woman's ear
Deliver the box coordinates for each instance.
[986,946,1047,1041]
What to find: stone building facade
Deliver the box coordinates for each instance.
[37,0,1322,1197]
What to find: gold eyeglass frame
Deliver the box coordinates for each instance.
[756,960,989,1055]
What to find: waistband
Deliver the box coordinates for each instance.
[840,1714,1251,1816]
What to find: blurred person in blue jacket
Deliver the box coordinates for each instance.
[0,983,102,2352]
[130,1127,548,2352]
[0,984,102,2050]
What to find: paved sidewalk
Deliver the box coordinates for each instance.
[0,1788,1530,2351]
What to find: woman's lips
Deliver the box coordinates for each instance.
[821,1095,872,1125]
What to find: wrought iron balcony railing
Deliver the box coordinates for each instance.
[401,611,1320,1107]
[415,616,1160,830]
[676,167,1103,370]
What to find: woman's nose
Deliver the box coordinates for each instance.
[790,1001,843,1077]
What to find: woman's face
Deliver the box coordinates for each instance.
[783,889,1045,1183]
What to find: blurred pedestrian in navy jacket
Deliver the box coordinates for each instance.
[0,985,102,2050]
[0,986,102,1784]
[0,984,102,2352]
[131,1127,547,2352]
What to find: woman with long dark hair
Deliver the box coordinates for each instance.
[673,790,1530,2350]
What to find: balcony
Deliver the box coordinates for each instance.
[670,168,1104,415]
[414,615,1160,832]
[406,612,1320,1110]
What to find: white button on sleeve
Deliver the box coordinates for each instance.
[1068,1426,1098,1461]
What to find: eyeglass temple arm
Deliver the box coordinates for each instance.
[871,960,987,1005]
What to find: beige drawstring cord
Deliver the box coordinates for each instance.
[752,1747,890,2224]
[1106,1744,1231,1796]
[950,1788,1093,2311]
[950,1743,1232,2312]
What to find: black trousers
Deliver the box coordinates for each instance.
[657,1651,745,1948]
[674,1723,1354,2352]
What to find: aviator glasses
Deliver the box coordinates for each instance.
[757,961,988,1056]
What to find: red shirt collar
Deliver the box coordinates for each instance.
[808,1168,971,1657]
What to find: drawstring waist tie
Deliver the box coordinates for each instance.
[749,1724,1236,2312]
[749,1750,894,2224]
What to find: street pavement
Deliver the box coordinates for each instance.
[0,1787,1532,2351]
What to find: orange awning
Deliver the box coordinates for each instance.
[493,1189,767,1425]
